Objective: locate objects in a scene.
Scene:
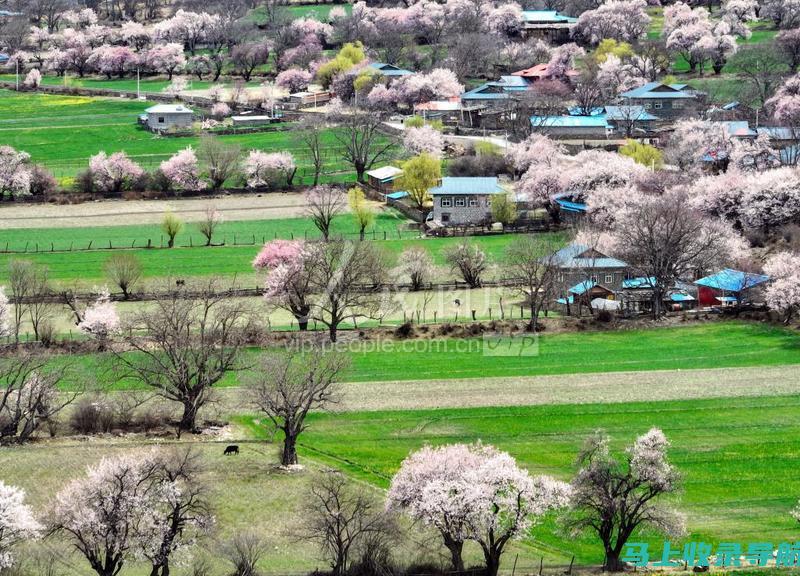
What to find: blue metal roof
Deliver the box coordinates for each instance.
[670,293,695,302]
[530,115,610,128]
[603,105,659,121]
[757,126,794,140]
[694,268,770,292]
[569,280,597,295]
[555,199,587,213]
[368,63,413,77]
[620,82,694,99]
[556,295,575,305]
[552,244,628,269]
[723,121,758,138]
[0,53,8,64]
[522,10,577,23]
[461,76,528,100]
[386,191,409,200]
[429,177,504,196]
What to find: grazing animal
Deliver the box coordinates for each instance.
[223,445,239,455]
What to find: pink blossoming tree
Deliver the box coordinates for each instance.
[764,251,800,323]
[253,240,313,330]
[575,0,651,44]
[89,151,144,194]
[77,287,120,342]
[243,150,297,189]
[0,147,32,199]
[403,125,444,157]
[161,147,205,192]
[276,68,313,93]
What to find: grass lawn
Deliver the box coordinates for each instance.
[268,393,800,565]
[50,322,800,390]
[0,74,262,94]
[0,89,398,184]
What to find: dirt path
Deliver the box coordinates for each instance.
[0,193,317,228]
[317,364,800,412]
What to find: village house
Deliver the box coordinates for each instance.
[429,177,507,226]
[460,76,529,109]
[550,243,630,296]
[521,10,577,42]
[140,104,193,132]
[529,115,613,139]
[511,63,580,85]
[694,269,770,307]
[286,90,331,108]
[619,82,698,119]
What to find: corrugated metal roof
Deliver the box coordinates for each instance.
[552,244,628,269]
[145,104,193,114]
[522,10,577,23]
[555,199,587,213]
[429,177,504,196]
[530,115,610,128]
[604,105,659,121]
[366,166,402,181]
[622,276,657,289]
[620,82,695,99]
[569,280,597,295]
[694,268,770,291]
[368,62,413,76]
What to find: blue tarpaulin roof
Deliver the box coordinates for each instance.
[622,276,657,289]
[556,295,575,305]
[386,191,408,200]
[694,268,770,292]
[670,293,695,302]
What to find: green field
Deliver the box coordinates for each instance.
[285,394,800,564]
[0,74,262,94]
[50,322,800,390]
[0,90,397,184]
[0,222,566,283]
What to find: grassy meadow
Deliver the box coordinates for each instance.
[46,322,800,390]
[0,89,398,184]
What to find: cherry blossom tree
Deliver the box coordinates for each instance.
[77,288,120,342]
[89,151,144,194]
[506,134,566,174]
[777,28,800,72]
[243,151,297,189]
[154,10,220,55]
[575,0,651,44]
[143,43,186,80]
[210,102,231,119]
[664,2,714,72]
[565,429,685,571]
[254,240,314,330]
[0,146,32,199]
[486,2,524,37]
[231,41,271,82]
[389,444,570,576]
[403,125,445,157]
[764,251,800,323]
[276,68,313,93]
[763,0,800,28]
[23,68,41,88]
[664,119,732,171]
[0,481,41,570]
[392,68,463,106]
[88,45,137,78]
[161,148,205,192]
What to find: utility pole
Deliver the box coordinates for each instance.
[15,59,19,91]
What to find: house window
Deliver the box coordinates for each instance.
[158,116,165,123]
[643,103,652,109]
[654,102,663,109]
[442,213,450,223]
[469,198,478,207]
[673,101,684,109]
[605,274,614,284]
[455,198,466,207]
[441,198,452,208]
[590,274,598,283]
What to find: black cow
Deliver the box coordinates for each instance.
[223,445,239,455]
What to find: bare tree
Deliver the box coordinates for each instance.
[248,349,349,466]
[196,206,223,247]
[504,236,560,331]
[508,80,572,139]
[307,240,390,342]
[8,259,54,344]
[304,472,397,576]
[333,112,396,183]
[295,116,326,186]
[220,531,265,576]
[113,280,254,432]
[104,253,143,300]
[731,43,789,114]
[0,353,77,444]
[572,63,605,116]
[443,240,488,289]
[305,186,345,241]
[199,136,241,192]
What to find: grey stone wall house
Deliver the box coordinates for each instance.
[141,104,194,132]
[551,244,629,293]
[429,177,506,226]
[619,82,698,120]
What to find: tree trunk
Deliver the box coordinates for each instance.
[328,324,338,342]
[179,400,200,432]
[443,535,465,573]
[604,549,625,572]
[282,432,298,465]
[484,551,501,576]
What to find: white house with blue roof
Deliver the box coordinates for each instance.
[429,177,507,225]
[619,82,698,119]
